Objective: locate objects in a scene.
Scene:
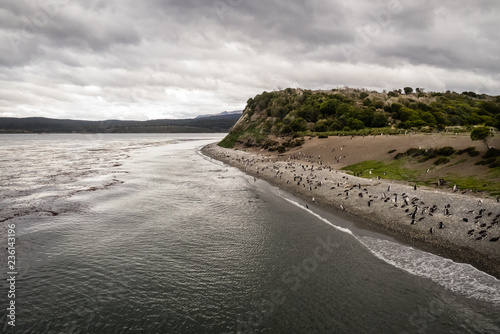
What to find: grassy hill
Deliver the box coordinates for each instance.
[219,87,500,150]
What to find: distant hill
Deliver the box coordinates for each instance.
[0,113,241,134]
[219,87,500,149]
[195,110,242,119]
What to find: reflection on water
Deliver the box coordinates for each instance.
[0,134,499,333]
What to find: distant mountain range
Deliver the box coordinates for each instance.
[0,113,242,134]
[195,110,242,119]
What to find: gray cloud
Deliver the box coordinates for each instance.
[0,0,499,120]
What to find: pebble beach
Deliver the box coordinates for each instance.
[202,142,500,279]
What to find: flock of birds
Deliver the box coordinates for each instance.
[208,144,500,245]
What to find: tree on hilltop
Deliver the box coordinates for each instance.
[471,126,493,149]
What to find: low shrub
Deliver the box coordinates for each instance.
[394,153,405,160]
[457,147,476,155]
[484,148,500,159]
[434,157,450,165]
[436,146,456,156]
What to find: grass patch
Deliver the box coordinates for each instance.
[218,129,245,148]
[444,174,500,197]
[218,124,266,149]
[342,159,421,182]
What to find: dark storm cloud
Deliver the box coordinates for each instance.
[0,0,498,120]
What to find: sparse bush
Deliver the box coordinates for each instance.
[418,156,432,163]
[394,153,405,159]
[488,160,500,168]
[436,146,456,156]
[484,148,500,159]
[434,157,450,165]
[457,147,476,155]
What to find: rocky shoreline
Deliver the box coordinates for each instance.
[202,143,500,279]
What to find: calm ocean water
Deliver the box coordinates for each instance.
[1,133,499,333]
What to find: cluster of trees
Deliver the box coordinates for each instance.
[242,88,500,136]
[246,89,389,134]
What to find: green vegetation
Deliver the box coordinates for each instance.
[221,87,500,151]
[471,126,494,149]
[457,147,480,156]
[395,146,457,163]
[434,157,451,165]
[475,148,500,168]
[341,160,421,182]
[443,174,500,197]
[218,128,245,148]
[343,156,500,197]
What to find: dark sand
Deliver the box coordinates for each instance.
[202,135,500,279]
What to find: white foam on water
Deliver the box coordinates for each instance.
[281,196,354,235]
[359,236,500,306]
[366,237,500,306]
[279,192,500,307]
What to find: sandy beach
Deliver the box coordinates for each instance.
[202,137,500,279]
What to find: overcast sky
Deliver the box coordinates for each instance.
[1,0,499,120]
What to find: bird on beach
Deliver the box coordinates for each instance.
[439,222,444,229]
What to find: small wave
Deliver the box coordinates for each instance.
[281,196,353,235]
[359,236,500,306]
[279,193,500,307]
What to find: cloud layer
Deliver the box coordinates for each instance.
[1,0,499,120]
